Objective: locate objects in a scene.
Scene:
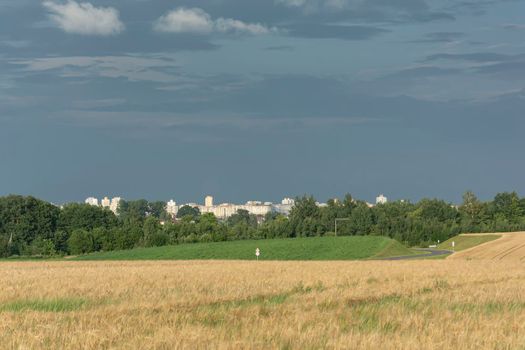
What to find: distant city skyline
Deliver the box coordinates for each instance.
[83,194,388,219]
[84,194,297,219]
[1,188,520,207]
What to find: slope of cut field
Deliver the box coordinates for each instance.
[75,236,414,261]
[449,232,525,260]
[438,234,501,252]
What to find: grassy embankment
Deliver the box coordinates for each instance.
[75,236,417,261]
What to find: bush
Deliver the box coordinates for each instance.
[68,229,95,255]
[149,232,169,247]
[182,233,199,244]
[0,236,9,258]
[29,238,56,257]
[199,233,213,243]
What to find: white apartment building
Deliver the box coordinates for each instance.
[166,200,178,217]
[86,196,122,215]
[85,197,98,206]
[166,196,296,220]
[281,197,295,206]
[200,201,274,219]
[101,197,111,208]
[376,194,388,205]
[270,198,295,215]
[110,197,121,214]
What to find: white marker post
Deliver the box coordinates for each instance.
[452,241,455,252]
[255,248,260,261]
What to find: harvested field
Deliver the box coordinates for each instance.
[1,260,525,349]
[438,233,501,252]
[449,232,525,261]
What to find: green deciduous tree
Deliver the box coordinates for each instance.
[68,229,95,255]
[58,203,118,233]
[176,205,201,220]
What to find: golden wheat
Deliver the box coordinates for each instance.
[449,232,525,261]
[1,260,525,349]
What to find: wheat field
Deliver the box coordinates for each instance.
[1,260,525,349]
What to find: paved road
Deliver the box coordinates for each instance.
[379,248,453,261]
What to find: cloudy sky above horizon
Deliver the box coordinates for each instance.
[1,0,525,204]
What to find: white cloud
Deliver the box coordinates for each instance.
[154,7,275,35]
[503,23,525,30]
[215,18,272,35]
[154,7,213,34]
[275,0,352,11]
[12,55,179,82]
[42,1,125,36]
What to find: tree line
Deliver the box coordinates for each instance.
[1,191,525,257]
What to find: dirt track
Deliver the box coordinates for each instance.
[448,232,525,261]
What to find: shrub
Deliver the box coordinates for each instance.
[68,229,95,255]
[149,232,169,247]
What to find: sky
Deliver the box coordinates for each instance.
[1,0,525,205]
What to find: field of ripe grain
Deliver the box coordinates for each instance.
[2,260,525,349]
[449,232,525,261]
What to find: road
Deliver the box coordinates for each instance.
[379,248,453,261]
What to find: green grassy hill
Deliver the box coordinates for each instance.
[75,236,415,261]
[437,234,501,252]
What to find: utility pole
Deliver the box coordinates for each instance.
[334,218,351,236]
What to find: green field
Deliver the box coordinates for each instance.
[75,236,415,261]
[438,234,501,252]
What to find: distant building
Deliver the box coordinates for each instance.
[199,201,272,220]
[98,196,121,214]
[85,196,122,214]
[166,199,178,217]
[85,197,98,206]
[189,197,299,220]
[273,198,295,215]
[203,203,238,219]
[101,197,111,208]
[243,201,272,216]
[110,197,121,214]
[281,198,295,206]
[376,194,388,205]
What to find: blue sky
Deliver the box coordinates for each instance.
[1,0,525,204]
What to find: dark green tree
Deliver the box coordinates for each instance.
[58,203,118,233]
[227,209,257,227]
[118,199,149,225]
[289,195,320,236]
[0,195,60,255]
[143,216,161,247]
[68,229,95,255]
[149,201,170,221]
[176,205,200,220]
